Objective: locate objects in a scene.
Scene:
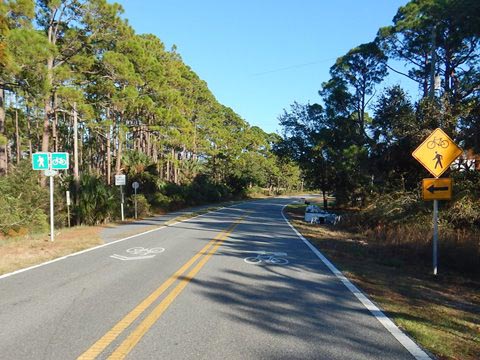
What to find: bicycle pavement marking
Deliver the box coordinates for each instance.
[77,214,248,360]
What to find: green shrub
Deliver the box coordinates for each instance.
[149,192,171,210]
[188,175,228,204]
[0,162,48,235]
[127,194,150,218]
[74,173,117,225]
[341,190,428,228]
[340,188,480,274]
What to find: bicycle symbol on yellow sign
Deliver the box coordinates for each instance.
[412,128,462,178]
[426,136,449,149]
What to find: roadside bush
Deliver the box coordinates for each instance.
[443,171,480,229]
[188,174,232,204]
[148,176,234,211]
[245,185,264,198]
[443,195,480,229]
[149,192,171,210]
[74,173,117,225]
[341,191,428,228]
[0,162,48,235]
[340,189,480,274]
[127,194,150,218]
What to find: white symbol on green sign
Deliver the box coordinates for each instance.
[51,152,69,170]
[32,152,50,170]
[32,152,69,170]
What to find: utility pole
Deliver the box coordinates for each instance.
[430,24,438,276]
[73,103,80,225]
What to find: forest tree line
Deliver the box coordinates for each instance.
[276,0,479,208]
[274,0,480,272]
[0,0,301,232]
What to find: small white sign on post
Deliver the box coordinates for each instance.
[44,169,58,177]
[115,175,126,186]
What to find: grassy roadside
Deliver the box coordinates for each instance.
[0,226,103,275]
[285,204,480,360]
[0,205,226,277]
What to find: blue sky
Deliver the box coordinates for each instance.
[114,0,415,134]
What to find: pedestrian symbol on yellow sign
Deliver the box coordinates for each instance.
[412,128,462,178]
[433,151,443,169]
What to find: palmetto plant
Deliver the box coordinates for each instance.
[76,173,117,225]
[179,159,204,184]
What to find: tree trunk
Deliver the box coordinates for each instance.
[42,56,54,153]
[166,157,170,182]
[152,145,157,163]
[193,116,197,160]
[172,148,178,184]
[115,118,123,175]
[15,107,20,163]
[146,130,151,158]
[106,122,111,185]
[423,55,429,98]
[0,87,7,175]
[73,103,79,187]
[52,93,58,152]
[71,103,80,224]
[322,189,328,209]
[27,106,32,157]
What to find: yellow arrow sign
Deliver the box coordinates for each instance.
[422,178,452,200]
[412,128,462,178]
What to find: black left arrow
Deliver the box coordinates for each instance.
[427,184,449,193]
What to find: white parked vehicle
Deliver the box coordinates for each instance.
[304,205,340,225]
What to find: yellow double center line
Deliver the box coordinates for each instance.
[78,215,246,360]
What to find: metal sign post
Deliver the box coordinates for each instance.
[132,182,139,219]
[66,191,71,227]
[433,200,439,275]
[115,175,126,221]
[44,169,58,241]
[121,186,125,221]
[49,174,54,242]
[32,152,69,242]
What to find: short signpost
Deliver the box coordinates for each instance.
[412,128,462,275]
[32,152,69,241]
[132,181,139,219]
[66,190,71,227]
[115,175,126,221]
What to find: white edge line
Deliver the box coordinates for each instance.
[281,205,432,360]
[0,206,228,281]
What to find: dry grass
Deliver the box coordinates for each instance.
[285,205,480,360]
[0,226,103,275]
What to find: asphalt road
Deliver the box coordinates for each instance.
[0,198,428,359]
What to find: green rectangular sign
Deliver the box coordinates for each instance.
[32,152,50,170]
[51,152,69,170]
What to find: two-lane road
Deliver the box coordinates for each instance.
[0,199,429,359]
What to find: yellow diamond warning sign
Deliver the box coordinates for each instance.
[412,128,462,178]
